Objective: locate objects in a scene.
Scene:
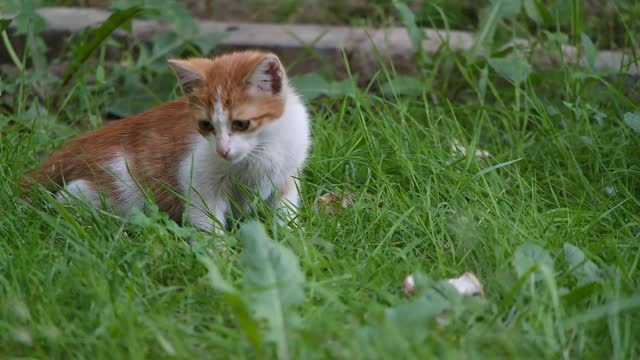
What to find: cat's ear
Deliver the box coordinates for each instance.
[168,59,206,94]
[248,54,285,96]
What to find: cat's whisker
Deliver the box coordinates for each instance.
[246,152,267,163]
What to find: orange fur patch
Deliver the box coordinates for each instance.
[181,51,287,130]
[23,99,196,220]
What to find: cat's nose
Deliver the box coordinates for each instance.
[216,146,230,158]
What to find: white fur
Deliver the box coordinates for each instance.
[54,154,146,215]
[248,55,281,96]
[179,84,311,232]
[108,154,145,215]
[56,179,102,207]
[212,88,232,155]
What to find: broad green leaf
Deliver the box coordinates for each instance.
[385,297,445,336]
[512,243,554,282]
[164,220,196,239]
[564,243,602,285]
[581,33,597,69]
[148,31,183,66]
[290,73,328,101]
[385,274,451,337]
[623,112,640,134]
[380,76,424,96]
[290,73,355,101]
[30,132,49,145]
[529,0,553,25]
[6,0,47,34]
[494,0,522,18]
[195,250,264,352]
[523,0,542,23]
[62,6,145,86]
[105,78,156,118]
[128,207,153,228]
[0,19,11,33]
[326,78,357,98]
[385,273,481,340]
[562,282,600,305]
[488,57,532,85]
[240,221,305,360]
[112,0,196,38]
[190,32,225,55]
[106,72,174,118]
[172,4,198,39]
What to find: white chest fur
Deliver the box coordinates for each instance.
[178,91,310,231]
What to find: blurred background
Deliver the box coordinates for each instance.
[40,0,640,48]
[0,0,638,131]
[2,2,640,359]
[2,1,639,117]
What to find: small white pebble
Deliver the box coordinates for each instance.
[402,272,484,299]
[452,139,492,158]
[403,274,415,296]
[447,272,484,297]
[452,139,468,156]
[473,149,492,158]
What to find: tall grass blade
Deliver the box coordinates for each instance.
[61,6,144,86]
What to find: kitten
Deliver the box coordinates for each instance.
[23,51,311,232]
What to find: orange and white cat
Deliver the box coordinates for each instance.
[24,51,311,232]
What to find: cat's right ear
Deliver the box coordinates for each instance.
[168,59,206,94]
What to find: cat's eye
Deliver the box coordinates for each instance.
[231,120,250,131]
[198,120,214,132]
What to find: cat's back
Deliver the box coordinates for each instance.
[27,98,194,188]
[69,98,192,150]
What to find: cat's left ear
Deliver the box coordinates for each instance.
[168,59,206,94]
[248,54,285,96]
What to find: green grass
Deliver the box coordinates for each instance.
[2,2,640,359]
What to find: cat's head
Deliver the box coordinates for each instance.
[168,51,287,162]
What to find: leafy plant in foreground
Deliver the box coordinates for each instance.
[197,222,306,360]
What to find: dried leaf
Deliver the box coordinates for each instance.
[623,112,640,134]
[317,192,354,213]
